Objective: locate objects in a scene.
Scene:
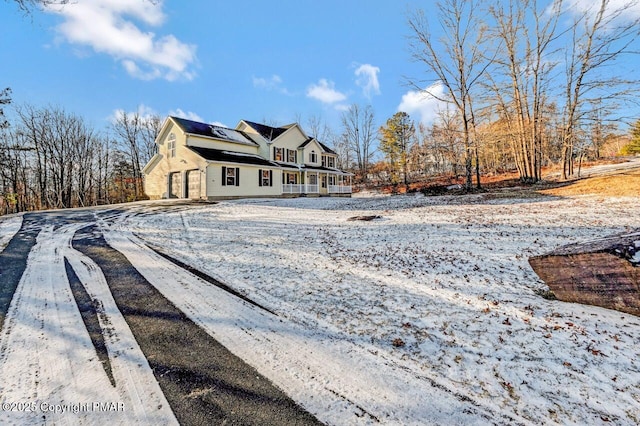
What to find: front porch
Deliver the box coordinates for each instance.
[282,170,352,196]
[281,184,352,195]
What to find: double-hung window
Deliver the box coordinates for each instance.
[167,133,176,158]
[258,169,273,187]
[222,166,240,186]
[309,150,317,163]
[287,149,297,163]
[274,147,284,162]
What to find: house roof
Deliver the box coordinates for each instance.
[171,116,258,146]
[297,137,337,155]
[188,146,281,168]
[302,165,352,175]
[241,120,289,141]
[297,137,316,149]
[273,161,303,171]
[318,141,336,155]
[297,137,338,155]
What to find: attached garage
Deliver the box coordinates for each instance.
[169,172,182,198]
[185,169,201,199]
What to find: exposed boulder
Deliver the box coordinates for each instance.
[529,230,640,316]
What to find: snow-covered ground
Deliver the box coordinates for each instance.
[123,192,640,425]
[0,221,177,425]
[0,215,22,251]
[0,191,638,425]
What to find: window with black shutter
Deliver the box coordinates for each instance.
[259,169,272,187]
[222,166,239,186]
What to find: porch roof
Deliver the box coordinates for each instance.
[302,165,354,176]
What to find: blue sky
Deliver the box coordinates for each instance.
[1,0,437,133]
[2,0,640,137]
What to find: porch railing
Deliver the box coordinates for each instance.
[329,185,352,194]
[282,184,303,194]
[283,184,351,194]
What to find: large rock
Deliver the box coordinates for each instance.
[529,230,640,316]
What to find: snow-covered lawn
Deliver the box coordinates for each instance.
[0,215,22,251]
[125,192,640,425]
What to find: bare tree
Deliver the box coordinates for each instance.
[305,114,333,143]
[111,110,161,199]
[341,104,376,181]
[408,0,494,190]
[0,88,11,129]
[139,113,162,166]
[332,132,352,171]
[8,0,69,12]
[559,0,640,179]
[486,0,562,183]
[13,105,97,209]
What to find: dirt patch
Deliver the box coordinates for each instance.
[540,169,640,197]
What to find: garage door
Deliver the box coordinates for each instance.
[186,169,201,199]
[169,172,182,198]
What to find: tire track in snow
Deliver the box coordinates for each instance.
[103,222,525,425]
[77,220,321,426]
[0,223,176,425]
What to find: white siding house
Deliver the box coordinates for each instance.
[143,116,352,200]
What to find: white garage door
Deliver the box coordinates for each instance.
[186,170,201,199]
[169,172,182,198]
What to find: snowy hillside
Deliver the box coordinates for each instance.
[124,192,640,425]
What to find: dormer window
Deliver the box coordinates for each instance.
[309,150,317,163]
[167,133,176,158]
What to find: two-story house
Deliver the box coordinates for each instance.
[142,116,352,200]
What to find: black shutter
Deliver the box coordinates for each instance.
[258,169,263,187]
[269,170,273,187]
[235,167,240,186]
[222,166,226,186]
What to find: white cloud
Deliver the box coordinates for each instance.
[252,74,292,95]
[563,0,640,24]
[110,105,206,125]
[45,0,197,81]
[253,74,282,90]
[354,64,381,98]
[110,104,160,123]
[306,79,347,105]
[168,109,205,123]
[398,83,449,125]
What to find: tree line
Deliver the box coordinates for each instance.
[398,0,639,189]
[311,0,639,190]
[2,0,638,213]
[0,103,160,214]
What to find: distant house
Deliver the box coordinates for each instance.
[142,116,352,200]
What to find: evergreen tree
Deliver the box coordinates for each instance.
[379,112,415,187]
[620,119,640,155]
